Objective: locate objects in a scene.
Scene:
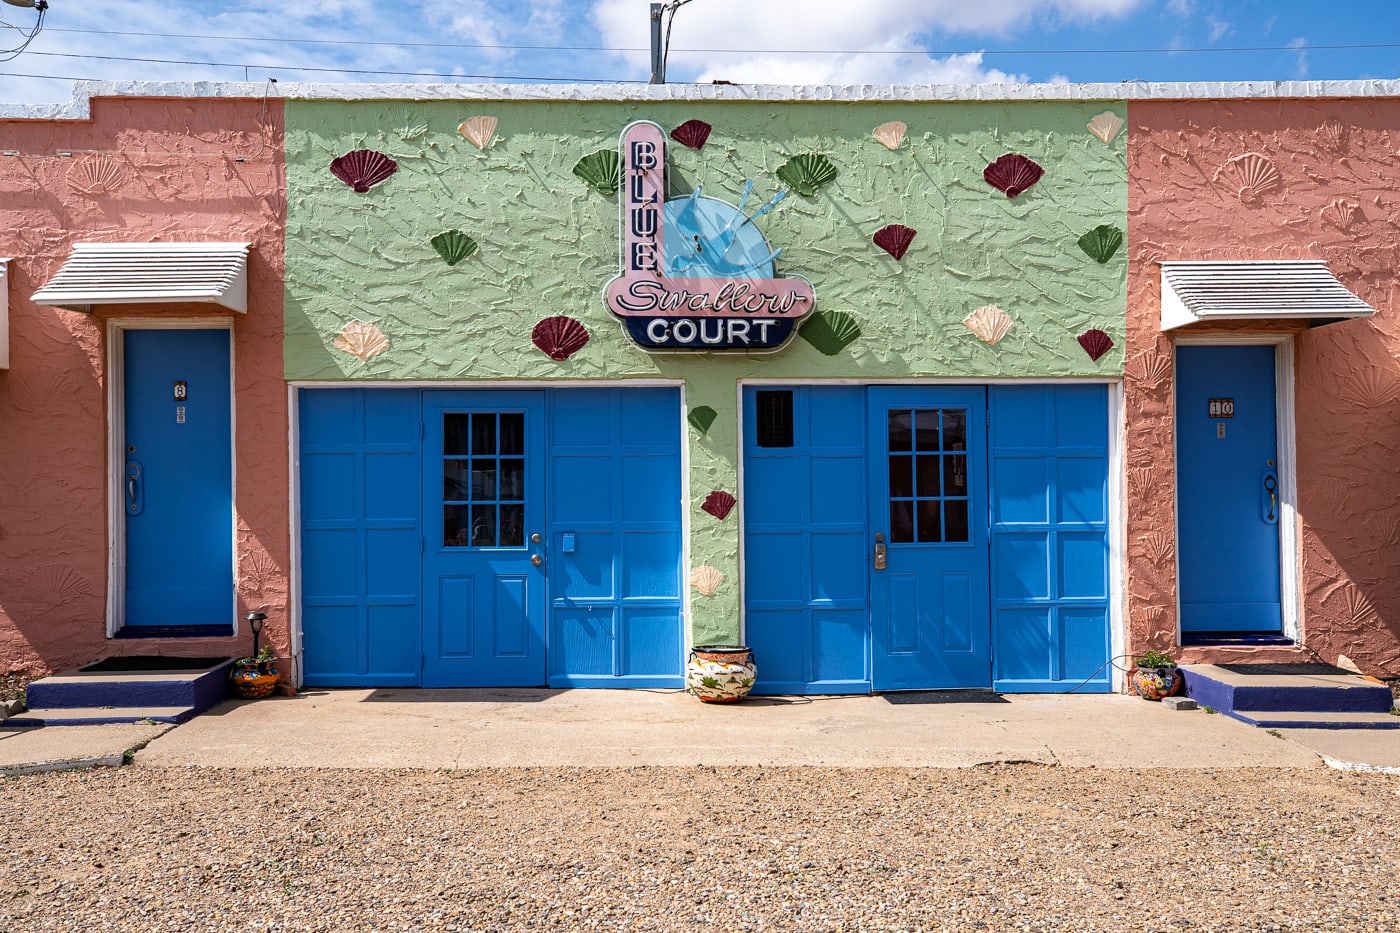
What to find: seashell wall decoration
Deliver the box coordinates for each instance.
[573,149,620,196]
[1077,328,1114,362]
[962,305,1014,344]
[701,490,737,521]
[798,310,861,356]
[1077,224,1124,263]
[776,153,838,196]
[670,119,712,150]
[1320,199,1361,232]
[16,564,93,605]
[330,149,398,193]
[531,315,590,361]
[1318,121,1348,153]
[1226,152,1281,204]
[67,156,126,196]
[430,230,479,266]
[688,405,718,435]
[458,115,498,150]
[1086,111,1125,145]
[393,111,430,141]
[873,223,917,260]
[983,153,1044,198]
[1139,530,1174,566]
[1342,586,1378,623]
[334,320,391,361]
[873,121,907,150]
[690,565,725,597]
[1126,350,1171,387]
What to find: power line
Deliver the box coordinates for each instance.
[21,50,642,84]
[40,25,1400,57]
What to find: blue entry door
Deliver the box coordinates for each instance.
[123,329,233,628]
[868,387,991,689]
[422,391,547,686]
[1176,345,1283,634]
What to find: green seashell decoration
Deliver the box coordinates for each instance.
[573,149,620,196]
[688,406,718,435]
[430,230,479,266]
[776,153,837,196]
[799,310,861,356]
[1077,224,1124,264]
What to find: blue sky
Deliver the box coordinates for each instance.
[1,0,1396,105]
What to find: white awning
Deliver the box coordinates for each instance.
[1160,260,1374,331]
[31,242,250,313]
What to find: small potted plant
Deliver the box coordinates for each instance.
[229,644,280,699]
[1131,648,1182,700]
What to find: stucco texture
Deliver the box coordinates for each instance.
[0,97,287,675]
[1127,98,1400,675]
[284,99,1127,642]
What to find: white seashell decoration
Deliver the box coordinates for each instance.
[67,156,126,196]
[1086,111,1125,145]
[689,565,725,597]
[458,115,499,150]
[333,320,391,361]
[872,120,907,150]
[962,305,1014,344]
[1227,152,1282,204]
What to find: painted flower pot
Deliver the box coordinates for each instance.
[1131,666,1182,701]
[686,645,757,703]
[230,660,280,699]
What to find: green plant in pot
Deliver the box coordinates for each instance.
[1131,648,1182,701]
[230,644,280,699]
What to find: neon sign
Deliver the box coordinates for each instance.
[603,121,815,352]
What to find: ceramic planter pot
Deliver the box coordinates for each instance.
[686,645,757,703]
[1131,665,1182,701]
[230,659,280,699]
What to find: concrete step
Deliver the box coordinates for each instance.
[25,658,234,711]
[3,705,199,727]
[1225,709,1400,729]
[1183,663,1396,727]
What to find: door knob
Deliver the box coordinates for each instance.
[531,554,543,567]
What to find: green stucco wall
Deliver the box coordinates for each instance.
[283,97,1127,644]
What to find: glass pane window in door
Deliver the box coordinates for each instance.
[442,410,530,549]
[885,407,970,545]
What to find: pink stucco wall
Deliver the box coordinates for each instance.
[0,97,288,676]
[1127,97,1400,676]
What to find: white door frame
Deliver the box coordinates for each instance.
[1171,335,1300,644]
[105,317,237,638]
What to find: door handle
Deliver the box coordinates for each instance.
[1262,472,1278,524]
[873,533,886,571]
[530,553,543,567]
[125,461,143,515]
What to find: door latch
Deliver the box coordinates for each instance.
[1262,471,1278,524]
[873,532,886,571]
[125,461,143,515]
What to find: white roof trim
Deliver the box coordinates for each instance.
[1159,260,1375,331]
[31,242,250,313]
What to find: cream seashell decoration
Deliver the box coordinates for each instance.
[1086,111,1125,145]
[458,115,499,150]
[872,121,907,150]
[334,320,391,361]
[962,305,1015,344]
[689,565,725,597]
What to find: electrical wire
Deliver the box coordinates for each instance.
[0,0,48,63]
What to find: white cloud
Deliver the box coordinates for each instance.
[592,0,1146,85]
[1287,36,1309,78]
[1206,16,1232,43]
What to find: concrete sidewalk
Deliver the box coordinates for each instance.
[9,687,1400,774]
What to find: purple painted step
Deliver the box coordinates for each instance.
[9,658,235,727]
[1182,663,1397,729]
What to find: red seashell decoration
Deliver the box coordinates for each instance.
[1077,328,1114,362]
[531,315,590,362]
[983,153,1044,199]
[330,149,398,193]
[701,490,736,521]
[670,119,712,150]
[873,223,917,260]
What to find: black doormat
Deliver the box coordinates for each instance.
[883,690,1009,705]
[80,656,230,673]
[1217,662,1351,676]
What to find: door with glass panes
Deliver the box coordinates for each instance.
[421,391,547,686]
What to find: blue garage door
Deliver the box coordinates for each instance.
[742,384,1110,694]
[299,387,683,687]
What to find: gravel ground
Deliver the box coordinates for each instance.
[1,764,1397,933]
